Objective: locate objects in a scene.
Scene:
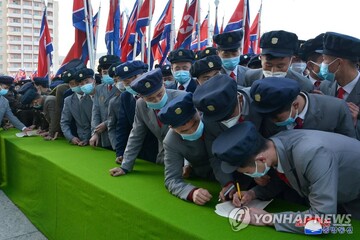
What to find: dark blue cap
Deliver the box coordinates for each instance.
[98,55,120,69]
[74,68,94,82]
[20,88,38,105]
[168,49,195,63]
[160,64,172,77]
[0,76,14,85]
[247,54,261,69]
[260,30,298,57]
[239,53,254,65]
[212,122,264,173]
[323,32,360,61]
[250,77,300,114]
[190,55,222,78]
[158,92,196,128]
[33,77,49,88]
[130,68,163,96]
[115,61,148,80]
[108,62,122,78]
[298,33,324,61]
[17,82,36,94]
[61,69,77,83]
[195,47,218,59]
[213,30,243,50]
[193,74,237,121]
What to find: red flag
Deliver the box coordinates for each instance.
[37,7,53,79]
[174,0,198,49]
[249,9,261,54]
[191,14,208,50]
[120,1,139,62]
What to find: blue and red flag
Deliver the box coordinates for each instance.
[174,0,198,49]
[249,5,261,54]
[105,0,121,57]
[120,1,139,62]
[191,14,209,51]
[37,7,53,79]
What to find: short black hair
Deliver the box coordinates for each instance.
[240,136,268,168]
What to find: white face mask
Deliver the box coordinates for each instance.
[221,99,241,128]
[263,70,287,78]
[115,81,125,92]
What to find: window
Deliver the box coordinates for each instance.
[12,27,21,32]
[24,19,31,24]
[12,18,20,23]
[24,63,32,68]
[12,0,20,5]
[23,45,32,50]
[47,12,53,17]
[24,54,32,59]
[24,28,32,33]
[48,3,53,7]
[10,36,21,41]
[10,45,21,50]
[23,9,31,15]
[11,63,21,68]
[23,1,32,6]
[12,9,20,14]
[11,54,21,59]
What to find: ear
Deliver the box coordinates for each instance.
[292,99,300,109]
[254,154,266,164]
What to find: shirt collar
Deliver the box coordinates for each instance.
[337,71,360,100]
[224,65,238,76]
[297,92,308,120]
[177,78,191,89]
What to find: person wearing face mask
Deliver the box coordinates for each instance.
[298,33,327,91]
[157,93,214,205]
[212,122,360,234]
[20,88,61,140]
[89,54,120,149]
[109,68,186,176]
[190,55,222,85]
[193,75,263,202]
[244,30,313,93]
[60,68,94,146]
[213,30,248,86]
[113,61,157,165]
[106,62,124,150]
[0,76,30,133]
[319,32,360,139]
[159,64,175,88]
[33,77,51,95]
[195,46,217,60]
[167,49,198,93]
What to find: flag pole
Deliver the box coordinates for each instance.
[255,1,262,54]
[133,0,142,60]
[207,4,211,47]
[94,2,101,61]
[197,0,201,51]
[170,0,175,51]
[88,1,95,69]
[83,0,94,69]
[147,0,153,70]
[240,0,248,55]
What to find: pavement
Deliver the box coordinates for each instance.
[0,190,47,240]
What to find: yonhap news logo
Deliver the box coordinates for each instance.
[228,206,251,231]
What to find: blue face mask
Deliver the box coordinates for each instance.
[146,91,168,110]
[125,86,138,95]
[274,108,298,127]
[164,80,175,87]
[80,83,95,95]
[71,86,82,93]
[0,89,9,96]
[309,61,324,80]
[102,74,114,85]
[319,58,339,82]
[243,162,270,178]
[221,56,240,71]
[33,104,43,109]
[173,70,191,84]
[180,120,204,141]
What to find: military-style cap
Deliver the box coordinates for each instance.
[20,88,38,105]
[158,92,196,128]
[0,76,14,85]
[33,77,49,88]
[190,55,222,78]
[98,55,120,69]
[61,69,77,83]
[247,54,262,69]
[108,62,122,78]
[74,68,94,82]
[212,122,264,173]
[130,68,163,97]
[213,30,243,51]
[323,32,360,61]
[239,53,254,66]
[115,61,148,80]
[195,47,217,59]
[260,30,298,57]
[298,33,324,61]
[160,64,172,77]
[17,82,35,94]
[193,74,237,121]
[168,49,195,63]
[250,77,300,114]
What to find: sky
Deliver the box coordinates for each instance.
[57,0,360,56]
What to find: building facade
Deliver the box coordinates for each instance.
[0,0,59,79]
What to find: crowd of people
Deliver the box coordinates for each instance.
[1,29,360,234]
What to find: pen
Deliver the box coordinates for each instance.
[236,182,242,200]
[218,184,235,202]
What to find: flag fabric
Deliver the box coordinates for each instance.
[56,0,92,75]
[105,0,121,56]
[190,14,208,50]
[242,0,251,54]
[37,7,53,79]
[30,70,38,80]
[214,14,219,36]
[150,0,172,68]
[224,0,246,33]
[174,0,199,50]
[120,1,139,62]
[249,5,261,54]
[14,69,26,82]
[220,16,224,34]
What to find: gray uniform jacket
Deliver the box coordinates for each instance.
[164,129,212,200]
[107,95,121,149]
[320,76,360,139]
[61,94,93,142]
[121,89,186,172]
[220,65,249,87]
[91,84,120,148]
[244,68,314,92]
[0,96,25,130]
[43,95,61,137]
[252,130,360,233]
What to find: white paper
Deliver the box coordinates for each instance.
[215,200,273,218]
[15,130,38,138]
